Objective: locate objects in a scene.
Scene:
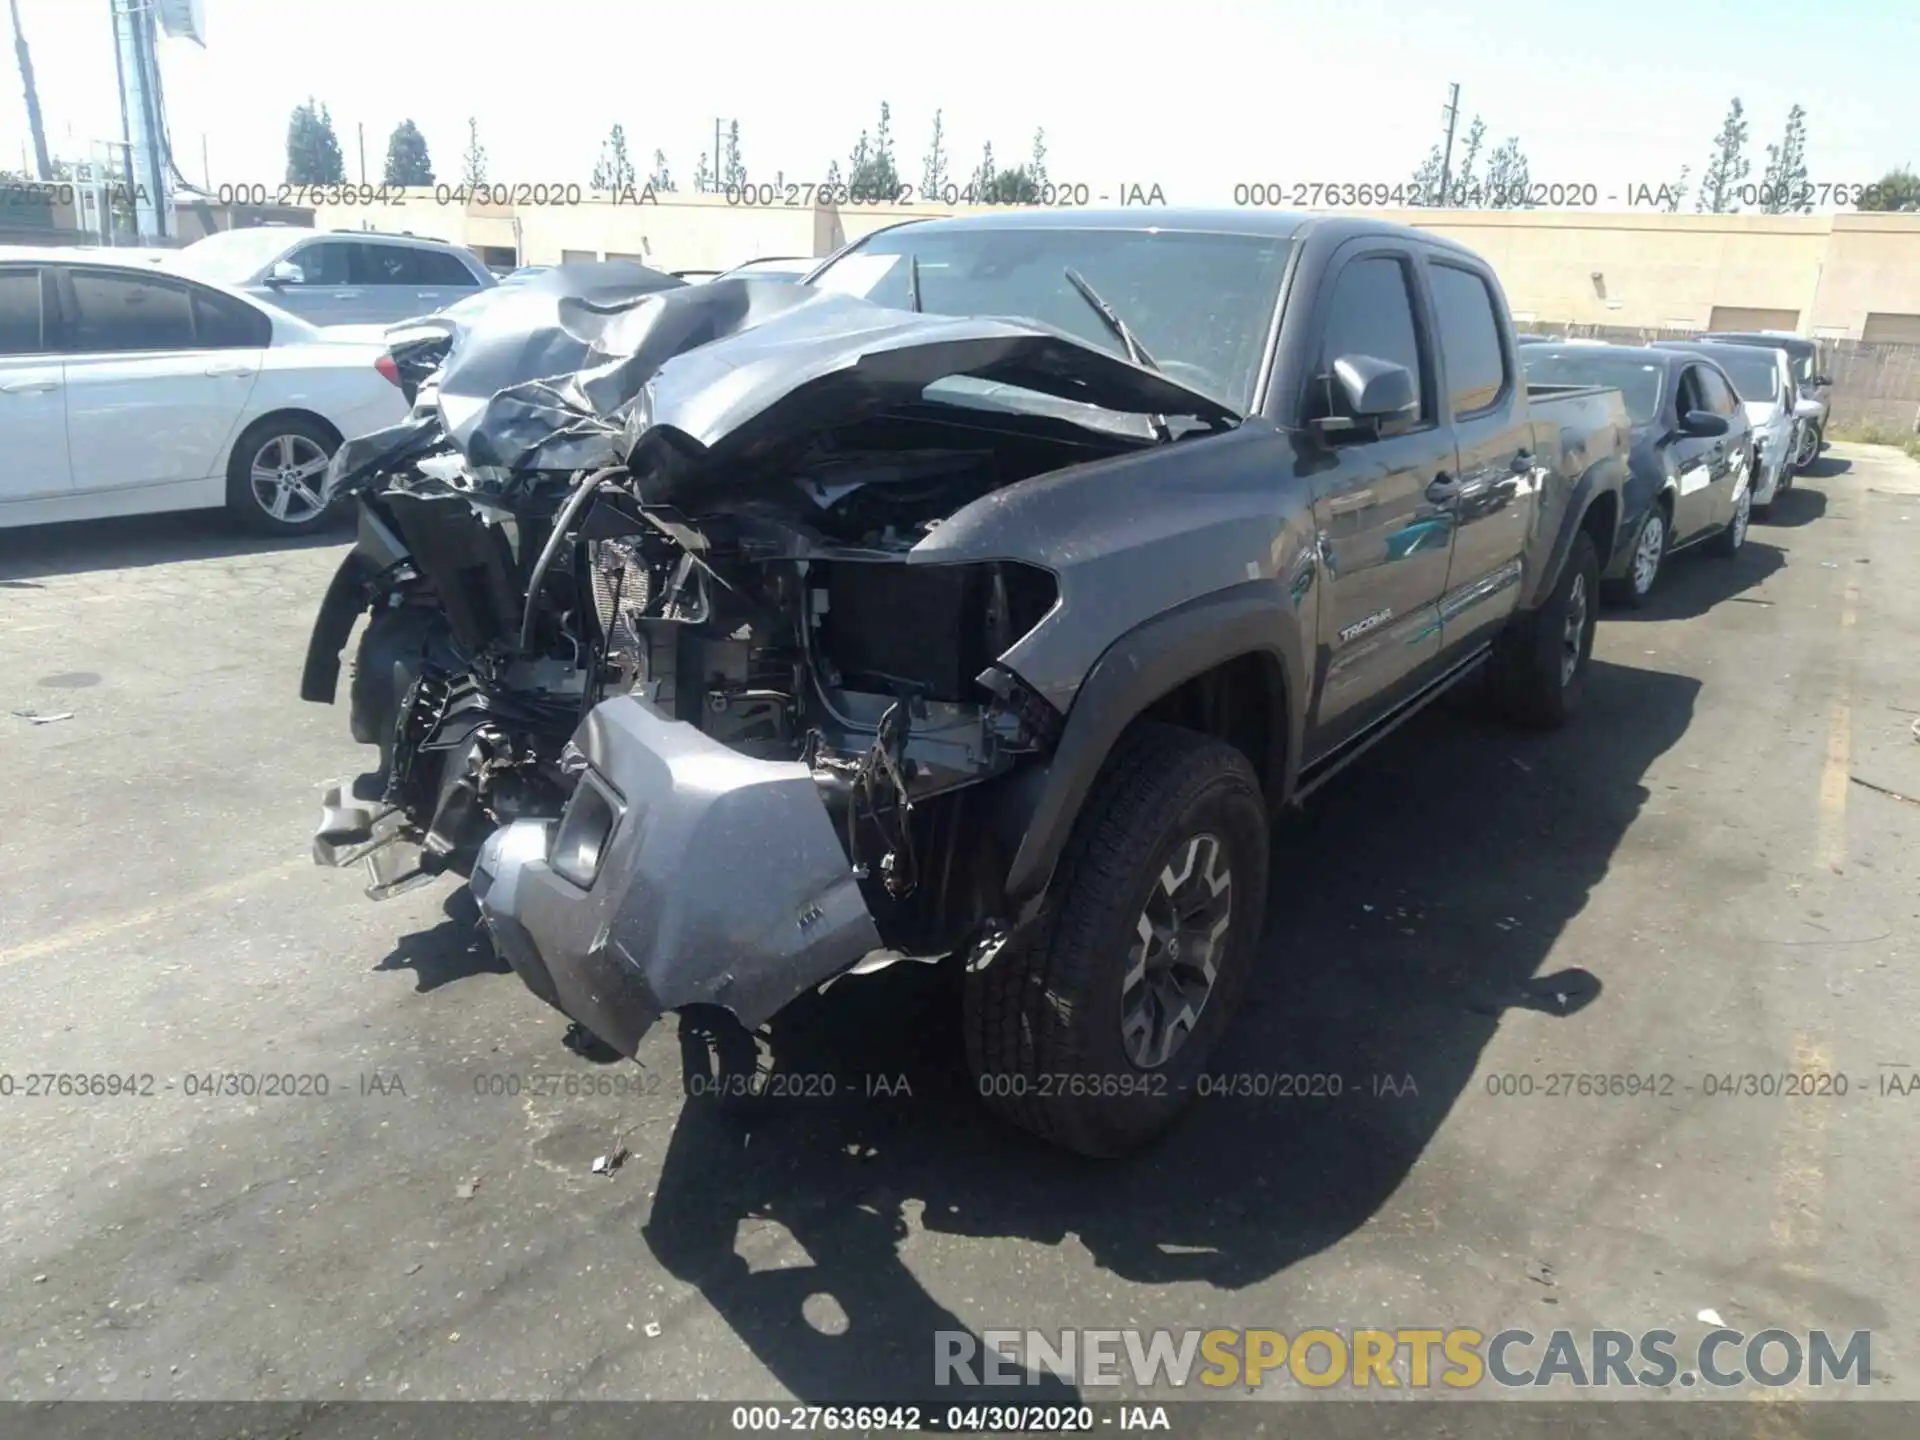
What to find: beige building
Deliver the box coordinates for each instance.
[309,189,1920,343]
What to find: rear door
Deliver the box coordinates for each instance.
[55,267,263,495]
[1420,254,1534,654]
[406,246,484,316]
[348,242,448,324]
[1300,245,1459,749]
[1693,363,1747,528]
[0,264,71,501]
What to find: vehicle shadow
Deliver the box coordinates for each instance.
[639,658,1699,1404]
[1607,537,1787,622]
[0,510,349,583]
[1802,453,1851,479]
[1759,485,1828,528]
[372,886,510,992]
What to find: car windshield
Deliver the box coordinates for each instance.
[1521,349,1664,425]
[168,227,302,282]
[809,227,1292,414]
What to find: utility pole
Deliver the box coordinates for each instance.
[713,118,723,193]
[1437,82,1461,207]
[357,122,366,183]
[201,133,209,189]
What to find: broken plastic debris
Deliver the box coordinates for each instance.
[405,1262,423,1276]
[644,1321,662,1338]
[1697,1308,1726,1327]
[10,709,74,725]
[454,1176,480,1199]
[1525,1260,1557,1287]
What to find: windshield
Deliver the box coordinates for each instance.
[168,227,301,282]
[1521,349,1664,425]
[810,227,1292,414]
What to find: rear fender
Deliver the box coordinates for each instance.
[299,501,412,705]
[1523,453,1625,611]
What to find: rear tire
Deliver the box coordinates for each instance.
[1601,505,1665,609]
[1708,478,1752,558]
[1489,529,1599,730]
[963,723,1269,1158]
[224,414,341,536]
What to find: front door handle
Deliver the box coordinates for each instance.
[205,364,254,377]
[0,379,60,393]
[1425,473,1461,504]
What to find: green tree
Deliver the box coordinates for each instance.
[847,101,900,197]
[1408,114,1483,206]
[919,109,949,200]
[648,148,676,193]
[593,123,635,191]
[1759,104,1810,213]
[1857,166,1920,212]
[823,159,843,193]
[1027,127,1048,193]
[459,117,487,187]
[692,150,714,193]
[1662,164,1691,213]
[1481,134,1531,207]
[992,167,1040,203]
[382,119,433,186]
[968,141,996,198]
[722,120,746,189]
[285,99,346,185]
[1696,98,1751,213]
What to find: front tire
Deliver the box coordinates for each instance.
[963,723,1270,1158]
[1489,529,1599,730]
[225,415,340,535]
[1794,422,1820,471]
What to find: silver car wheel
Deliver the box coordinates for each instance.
[1560,570,1588,688]
[1794,424,1819,470]
[248,434,331,525]
[1120,832,1232,1070]
[1632,512,1665,596]
[1731,486,1751,548]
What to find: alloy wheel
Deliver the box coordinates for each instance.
[1732,486,1751,549]
[1794,425,1819,470]
[1560,571,1589,688]
[249,434,331,525]
[1120,832,1232,1070]
[1632,513,1665,596]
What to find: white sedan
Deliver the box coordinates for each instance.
[0,249,410,534]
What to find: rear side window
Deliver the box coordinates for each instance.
[353,244,425,285]
[0,267,42,354]
[192,287,271,348]
[66,270,196,352]
[1428,262,1508,413]
[1313,255,1426,424]
[411,249,479,287]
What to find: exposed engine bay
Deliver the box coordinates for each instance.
[302,271,1239,1029]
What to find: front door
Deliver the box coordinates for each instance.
[1301,250,1459,750]
[265,239,366,324]
[1668,365,1725,543]
[0,265,71,502]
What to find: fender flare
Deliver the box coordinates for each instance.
[999,580,1305,906]
[1526,453,1626,610]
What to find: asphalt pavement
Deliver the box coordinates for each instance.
[2,445,1917,1409]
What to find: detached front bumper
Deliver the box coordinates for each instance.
[472,695,883,1056]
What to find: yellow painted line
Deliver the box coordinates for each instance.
[1769,1034,1831,1261]
[0,858,310,969]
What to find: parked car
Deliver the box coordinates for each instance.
[715,255,815,283]
[1522,344,1757,606]
[303,209,1630,1157]
[1698,330,1832,468]
[0,251,410,533]
[1653,340,1797,515]
[166,226,496,327]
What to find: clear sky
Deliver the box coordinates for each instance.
[3,0,1915,209]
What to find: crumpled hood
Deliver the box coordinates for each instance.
[363,275,1238,489]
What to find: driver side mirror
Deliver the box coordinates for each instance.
[1316,353,1417,435]
[1681,409,1730,438]
[1810,374,1832,389]
[1793,396,1823,421]
[267,259,305,286]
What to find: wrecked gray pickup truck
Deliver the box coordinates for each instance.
[302,211,1629,1157]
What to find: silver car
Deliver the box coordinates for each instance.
[168,227,495,326]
